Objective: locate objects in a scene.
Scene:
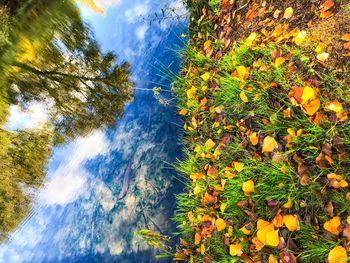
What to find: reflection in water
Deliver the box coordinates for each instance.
[0,0,187,262]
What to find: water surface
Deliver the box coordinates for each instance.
[0,1,187,262]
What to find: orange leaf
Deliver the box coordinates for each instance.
[262,136,278,153]
[215,218,226,231]
[321,0,334,12]
[194,233,201,245]
[344,42,350,50]
[269,254,279,263]
[204,40,211,49]
[179,109,188,115]
[249,132,259,146]
[341,34,350,41]
[303,98,320,116]
[324,216,341,235]
[328,246,348,263]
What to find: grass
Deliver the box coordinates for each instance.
[171,1,350,261]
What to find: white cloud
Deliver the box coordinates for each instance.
[135,24,148,40]
[40,130,109,206]
[125,2,150,23]
[5,102,51,131]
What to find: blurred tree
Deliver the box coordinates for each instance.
[4,0,133,141]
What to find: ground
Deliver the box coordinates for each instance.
[173,0,350,262]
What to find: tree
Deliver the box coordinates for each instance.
[0,128,53,240]
[5,0,133,141]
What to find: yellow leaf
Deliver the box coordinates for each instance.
[283,7,294,19]
[205,139,215,150]
[229,243,243,257]
[324,216,341,235]
[249,132,259,146]
[328,246,348,263]
[269,254,279,263]
[215,218,226,231]
[262,136,278,153]
[283,215,299,231]
[283,197,293,209]
[315,42,327,53]
[233,162,244,172]
[193,184,202,194]
[265,230,279,247]
[257,222,279,247]
[240,91,249,102]
[325,100,344,113]
[317,52,329,62]
[79,0,104,14]
[242,179,255,194]
[301,86,315,104]
[201,72,211,81]
[236,66,247,79]
[274,57,286,67]
[220,202,227,213]
[240,225,251,235]
[187,86,197,99]
[204,40,211,49]
[347,216,350,225]
[293,30,307,45]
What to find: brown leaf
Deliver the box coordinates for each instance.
[325,202,334,217]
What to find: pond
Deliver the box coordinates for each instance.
[0,0,187,262]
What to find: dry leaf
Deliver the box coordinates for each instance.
[233,162,244,172]
[283,7,293,19]
[215,218,227,231]
[303,98,320,116]
[236,66,247,79]
[229,243,243,256]
[201,72,211,81]
[262,136,278,153]
[328,246,348,263]
[249,132,259,146]
[341,34,350,41]
[242,180,255,194]
[269,254,279,263]
[316,52,329,62]
[194,232,201,245]
[274,57,286,67]
[240,91,249,102]
[283,215,299,231]
[324,216,341,235]
[325,100,344,113]
[205,139,215,150]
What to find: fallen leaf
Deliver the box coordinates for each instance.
[179,109,188,115]
[283,197,293,208]
[204,40,211,49]
[257,221,279,247]
[201,72,211,81]
[324,216,341,235]
[283,215,300,231]
[301,86,315,104]
[341,34,350,41]
[274,57,286,67]
[249,132,259,146]
[269,254,279,263]
[315,42,327,53]
[205,139,215,150]
[242,180,255,194]
[303,98,320,116]
[293,30,307,45]
[328,246,348,263]
[262,136,278,153]
[236,66,247,79]
[215,218,226,231]
[187,86,197,99]
[233,162,244,172]
[283,7,293,19]
[240,91,249,102]
[194,232,201,245]
[321,0,334,12]
[325,100,344,113]
[229,243,243,256]
[316,52,329,62]
[344,42,350,50]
